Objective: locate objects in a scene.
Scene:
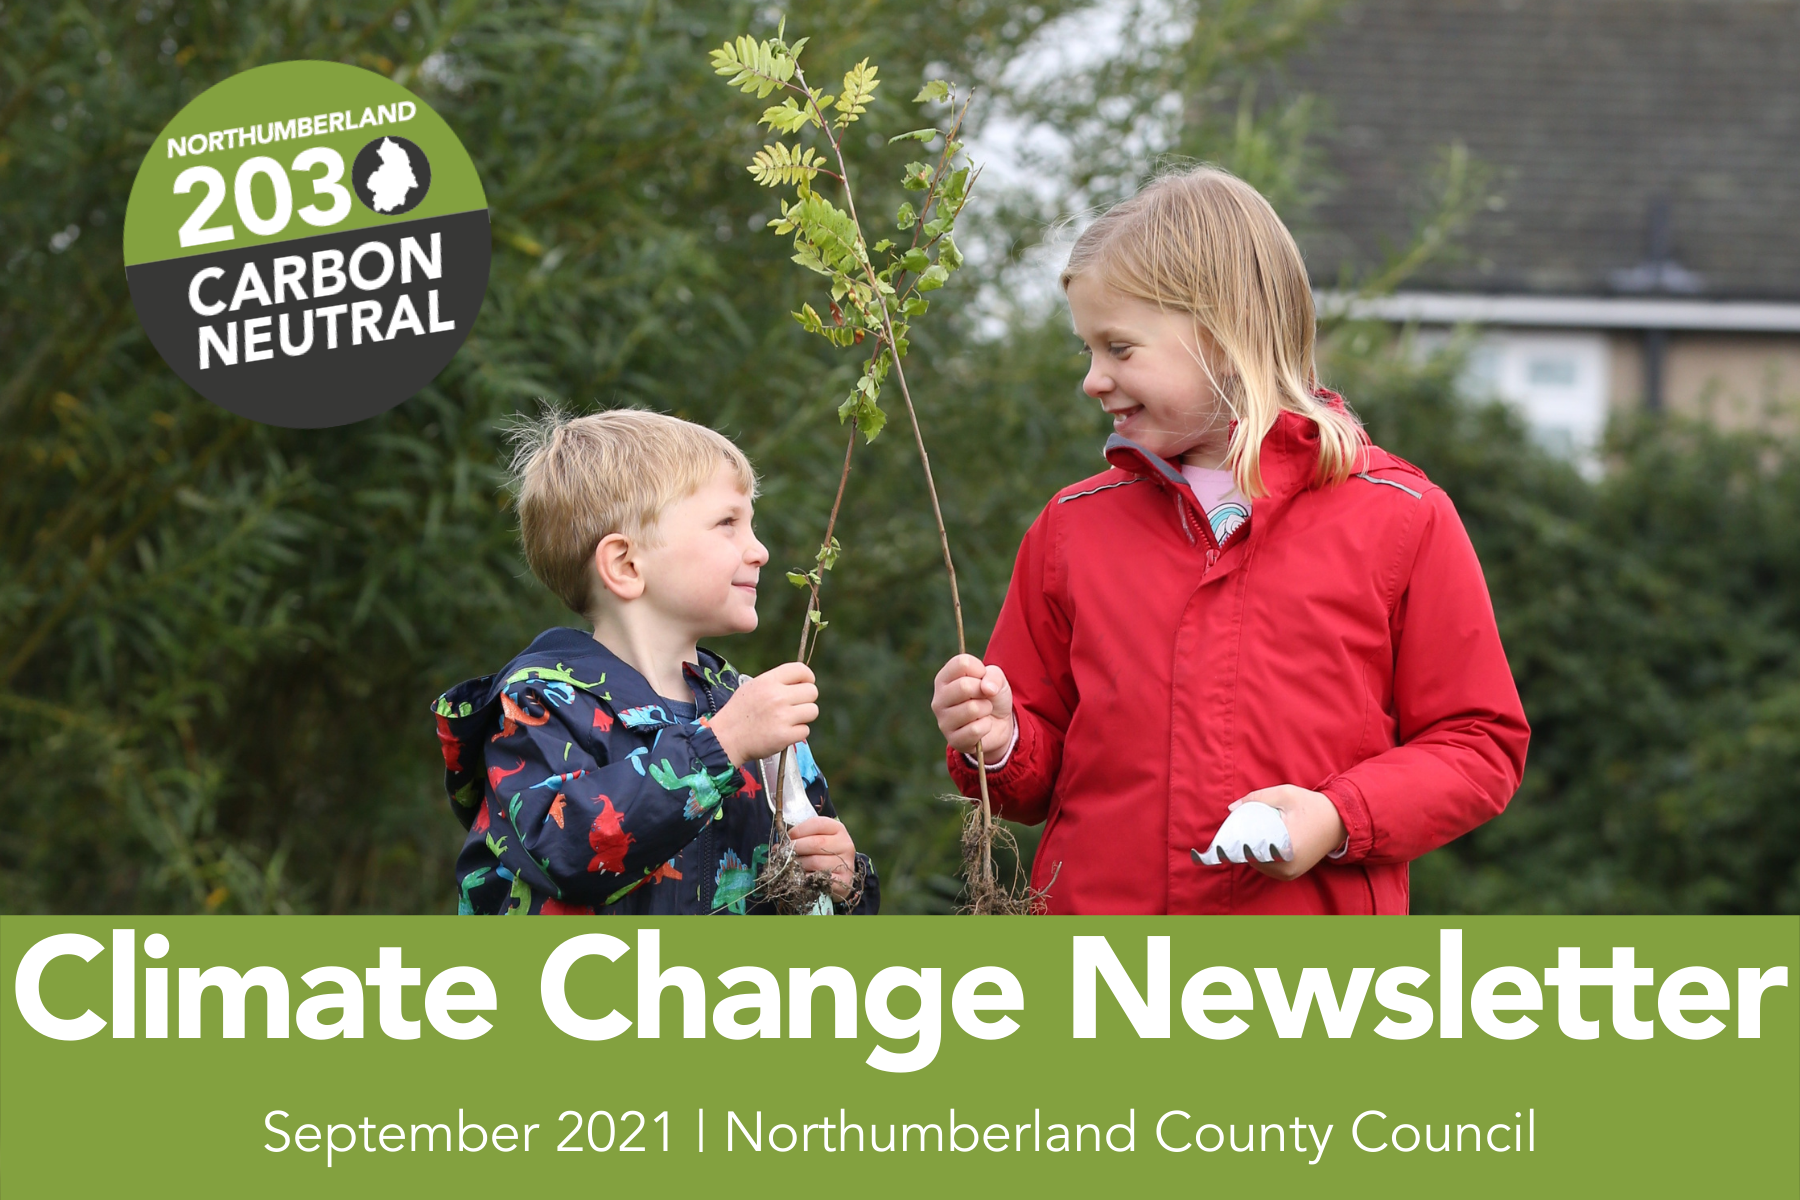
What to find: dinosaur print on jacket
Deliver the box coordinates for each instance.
[431,627,879,916]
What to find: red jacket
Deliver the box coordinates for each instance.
[947,408,1529,914]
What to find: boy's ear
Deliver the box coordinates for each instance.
[592,532,645,601]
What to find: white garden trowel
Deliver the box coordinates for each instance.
[1191,801,1294,866]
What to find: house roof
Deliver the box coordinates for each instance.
[1284,0,1800,301]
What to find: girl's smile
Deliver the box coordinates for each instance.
[1066,273,1234,470]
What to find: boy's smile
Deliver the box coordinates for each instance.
[1066,273,1234,468]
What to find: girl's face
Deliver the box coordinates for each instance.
[1066,273,1233,467]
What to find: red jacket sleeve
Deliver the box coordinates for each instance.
[1320,487,1530,864]
[945,503,1075,825]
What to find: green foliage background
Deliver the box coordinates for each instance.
[3,0,1796,915]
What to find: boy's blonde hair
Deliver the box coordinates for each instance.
[1061,164,1363,497]
[508,408,758,616]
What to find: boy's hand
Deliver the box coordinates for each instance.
[932,654,1014,765]
[708,662,818,766]
[1228,785,1347,882]
[789,816,858,901]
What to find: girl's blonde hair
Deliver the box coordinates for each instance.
[1060,164,1363,497]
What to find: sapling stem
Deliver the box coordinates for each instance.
[713,23,1024,912]
[788,69,999,897]
[769,419,856,833]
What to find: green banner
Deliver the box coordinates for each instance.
[4,917,1794,1196]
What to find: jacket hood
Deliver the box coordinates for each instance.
[430,627,740,832]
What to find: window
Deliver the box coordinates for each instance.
[1462,332,1610,472]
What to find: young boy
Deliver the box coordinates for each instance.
[432,409,878,915]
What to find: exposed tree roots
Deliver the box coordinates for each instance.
[756,813,866,915]
[954,798,1050,915]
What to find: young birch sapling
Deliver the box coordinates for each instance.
[711,20,1037,914]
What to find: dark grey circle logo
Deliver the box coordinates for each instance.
[124,63,489,428]
[353,135,432,216]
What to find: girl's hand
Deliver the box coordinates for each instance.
[788,816,858,901]
[931,654,1015,764]
[1230,785,1346,882]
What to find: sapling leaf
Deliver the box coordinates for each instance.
[793,303,825,333]
[761,97,817,133]
[902,295,928,317]
[872,238,894,252]
[816,537,842,570]
[902,162,934,190]
[896,201,916,229]
[900,248,930,272]
[835,59,879,128]
[710,36,796,98]
[888,127,939,144]
[940,166,970,206]
[749,143,828,187]
[939,236,963,270]
[916,263,950,291]
[808,610,828,629]
[921,214,953,238]
[786,571,810,589]
[914,79,951,103]
[856,394,887,441]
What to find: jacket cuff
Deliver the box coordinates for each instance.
[1320,774,1375,863]
[690,723,740,793]
[835,852,881,915]
[960,722,1020,771]
[945,722,1023,796]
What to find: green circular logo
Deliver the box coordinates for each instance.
[123,61,490,428]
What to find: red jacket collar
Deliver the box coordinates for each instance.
[1102,391,1362,499]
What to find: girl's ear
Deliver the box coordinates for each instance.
[593,532,645,601]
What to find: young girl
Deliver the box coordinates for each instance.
[931,166,1529,915]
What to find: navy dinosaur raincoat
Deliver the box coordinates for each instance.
[432,626,879,916]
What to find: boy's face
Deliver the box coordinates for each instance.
[1067,273,1232,464]
[634,463,768,638]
